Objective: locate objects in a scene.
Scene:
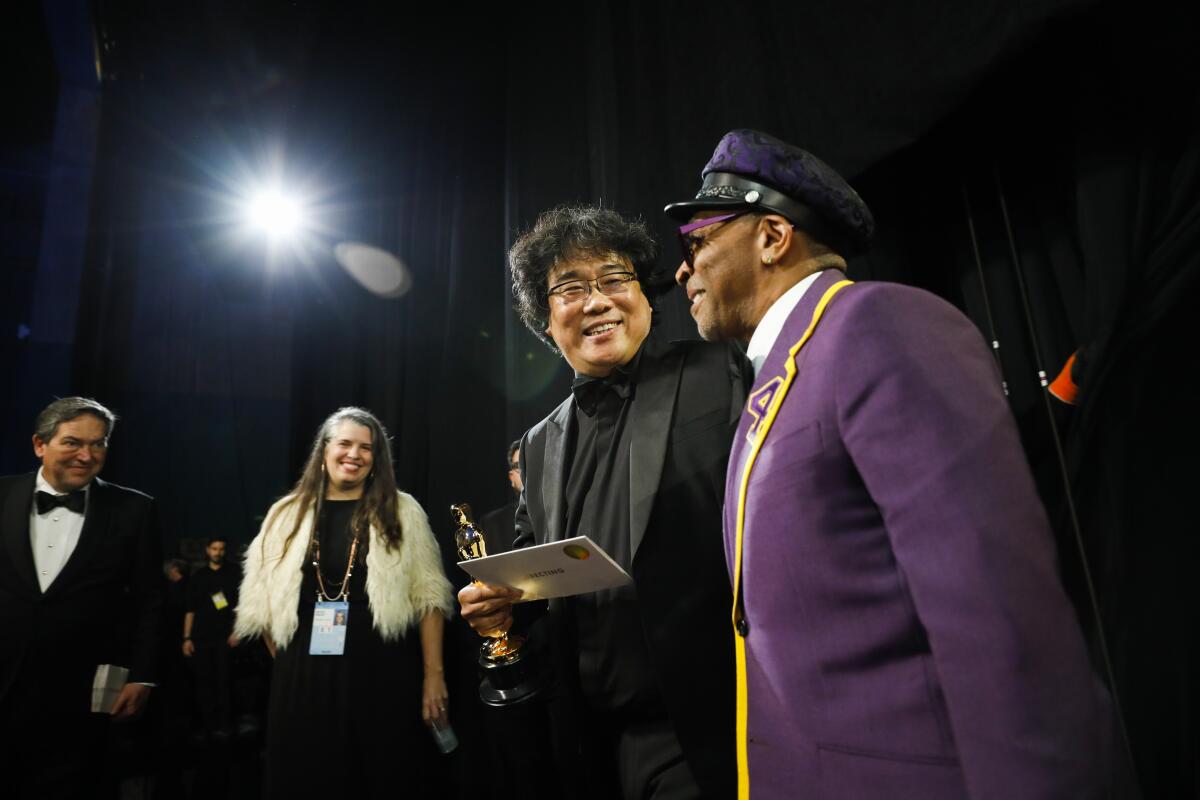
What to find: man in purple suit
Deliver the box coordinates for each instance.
[664,130,1114,799]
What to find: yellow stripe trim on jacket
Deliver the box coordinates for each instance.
[732,279,853,799]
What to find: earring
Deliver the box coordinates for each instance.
[763,255,773,265]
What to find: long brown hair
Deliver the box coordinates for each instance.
[267,407,403,565]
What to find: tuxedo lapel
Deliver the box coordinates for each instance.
[542,402,572,544]
[1,473,40,597]
[43,478,111,599]
[629,340,682,560]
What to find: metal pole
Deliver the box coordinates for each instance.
[993,167,1141,798]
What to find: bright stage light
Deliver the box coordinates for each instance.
[245,189,304,239]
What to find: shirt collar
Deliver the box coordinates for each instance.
[745,269,829,377]
[35,468,93,497]
[571,342,644,415]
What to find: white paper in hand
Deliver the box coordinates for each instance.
[458,535,632,601]
[91,664,129,713]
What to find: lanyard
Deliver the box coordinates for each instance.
[309,521,362,603]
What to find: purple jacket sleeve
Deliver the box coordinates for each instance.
[835,286,1110,799]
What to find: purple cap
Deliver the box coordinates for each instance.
[664,129,874,254]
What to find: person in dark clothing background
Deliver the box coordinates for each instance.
[478,439,522,555]
[183,536,242,741]
[164,559,191,667]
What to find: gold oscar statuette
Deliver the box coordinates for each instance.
[452,503,541,705]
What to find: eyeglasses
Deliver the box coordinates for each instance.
[546,270,638,307]
[677,212,746,269]
[507,462,519,472]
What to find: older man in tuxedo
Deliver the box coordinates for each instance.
[459,206,749,799]
[665,130,1114,799]
[0,397,163,799]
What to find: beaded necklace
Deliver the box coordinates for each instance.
[309,508,362,602]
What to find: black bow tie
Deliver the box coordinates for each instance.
[36,490,86,515]
[571,372,632,417]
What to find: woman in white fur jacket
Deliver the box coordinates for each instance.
[235,407,454,798]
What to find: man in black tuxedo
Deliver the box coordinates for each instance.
[0,397,163,799]
[460,207,748,799]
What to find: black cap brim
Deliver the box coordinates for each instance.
[663,196,746,221]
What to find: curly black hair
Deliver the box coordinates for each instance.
[509,205,663,350]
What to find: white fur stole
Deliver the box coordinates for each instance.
[234,491,453,648]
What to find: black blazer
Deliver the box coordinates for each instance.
[0,472,164,714]
[515,335,749,798]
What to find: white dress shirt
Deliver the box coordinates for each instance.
[30,468,90,592]
[745,269,830,378]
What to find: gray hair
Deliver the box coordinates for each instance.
[33,397,118,443]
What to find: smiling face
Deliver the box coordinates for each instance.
[323,420,375,499]
[32,414,109,493]
[675,212,760,342]
[544,252,652,377]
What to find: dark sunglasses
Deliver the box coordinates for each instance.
[676,212,746,269]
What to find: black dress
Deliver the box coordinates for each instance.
[264,499,437,798]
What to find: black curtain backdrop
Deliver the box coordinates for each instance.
[69,2,515,542]
[2,0,1195,795]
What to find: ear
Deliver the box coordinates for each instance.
[757,215,797,264]
[32,434,46,459]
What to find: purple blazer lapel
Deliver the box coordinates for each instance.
[735,270,847,466]
[725,402,755,568]
[725,269,850,566]
[755,269,847,387]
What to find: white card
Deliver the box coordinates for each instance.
[91,663,129,713]
[457,535,632,601]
